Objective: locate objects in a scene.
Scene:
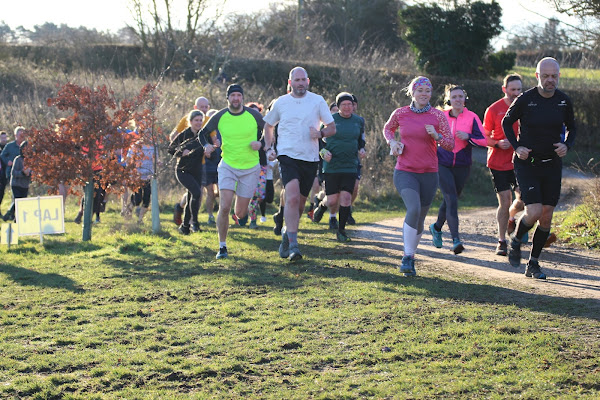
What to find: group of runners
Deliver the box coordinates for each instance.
[166,57,575,280]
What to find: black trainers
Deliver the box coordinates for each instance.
[347,211,356,225]
[190,222,201,233]
[495,240,508,256]
[525,260,546,279]
[216,246,228,259]
[313,202,327,223]
[273,212,283,235]
[508,237,521,267]
[178,224,191,235]
[328,217,339,231]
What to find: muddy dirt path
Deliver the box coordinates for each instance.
[352,168,600,301]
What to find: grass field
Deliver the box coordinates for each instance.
[513,66,600,89]
[1,197,599,399]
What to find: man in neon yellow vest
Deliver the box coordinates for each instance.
[199,84,275,259]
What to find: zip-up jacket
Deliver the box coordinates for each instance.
[438,108,487,168]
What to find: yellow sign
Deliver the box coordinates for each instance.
[15,196,65,236]
[1,223,18,244]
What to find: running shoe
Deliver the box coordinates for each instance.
[495,240,508,256]
[429,223,443,248]
[288,244,303,262]
[273,212,283,235]
[216,246,228,259]
[328,217,338,231]
[232,214,239,225]
[525,259,547,279]
[208,215,216,225]
[173,203,183,226]
[347,211,356,225]
[190,222,201,233]
[313,202,327,223]
[178,224,191,235]
[400,255,416,276]
[507,219,516,235]
[336,230,351,243]
[544,232,557,248]
[307,209,314,221]
[260,216,267,223]
[452,238,464,255]
[74,211,83,224]
[279,226,289,258]
[249,219,258,229]
[508,237,522,267]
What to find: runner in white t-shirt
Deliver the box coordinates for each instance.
[263,67,336,261]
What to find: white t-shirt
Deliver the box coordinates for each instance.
[264,91,334,162]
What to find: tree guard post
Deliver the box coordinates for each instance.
[151,177,160,234]
[82,180,94,241]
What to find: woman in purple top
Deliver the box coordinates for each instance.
[383,76,453,276]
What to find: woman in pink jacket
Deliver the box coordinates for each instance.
[430,86,488,254]
[383,76,454,276]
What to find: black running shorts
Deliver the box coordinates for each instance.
[324,172,356,195]
[278,155,319,198]
[489,168,517,193]
[514,158,562,206]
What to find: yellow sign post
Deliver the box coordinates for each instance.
[15,196,65,242]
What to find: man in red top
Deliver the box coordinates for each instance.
[483,74,525,256]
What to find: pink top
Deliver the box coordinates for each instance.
[383,106,454,173]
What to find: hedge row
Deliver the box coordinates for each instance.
[2,44,598,151]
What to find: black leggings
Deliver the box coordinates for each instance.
[435,165,470,239]
[176,168,203,226]
[6,186,28,220]
[132,180,151,208]
[260,179,274,216]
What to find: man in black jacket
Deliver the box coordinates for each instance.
[502,57,576,279]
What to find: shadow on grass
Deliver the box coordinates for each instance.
[0,263,84,293]
[95,228,600,322]
[41,239,103,255]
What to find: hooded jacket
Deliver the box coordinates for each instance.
[437,108,487,168]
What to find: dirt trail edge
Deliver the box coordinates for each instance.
[352,207,600,302]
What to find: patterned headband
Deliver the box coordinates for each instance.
[411,77,432,94]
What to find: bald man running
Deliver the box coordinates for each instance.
[502,57,576,279]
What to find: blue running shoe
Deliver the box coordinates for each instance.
[429,223,443,248]
[400,255,416,276]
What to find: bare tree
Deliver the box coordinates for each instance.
[544,0,600,50]
[127,0,226,75]
[550,0,600,17]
